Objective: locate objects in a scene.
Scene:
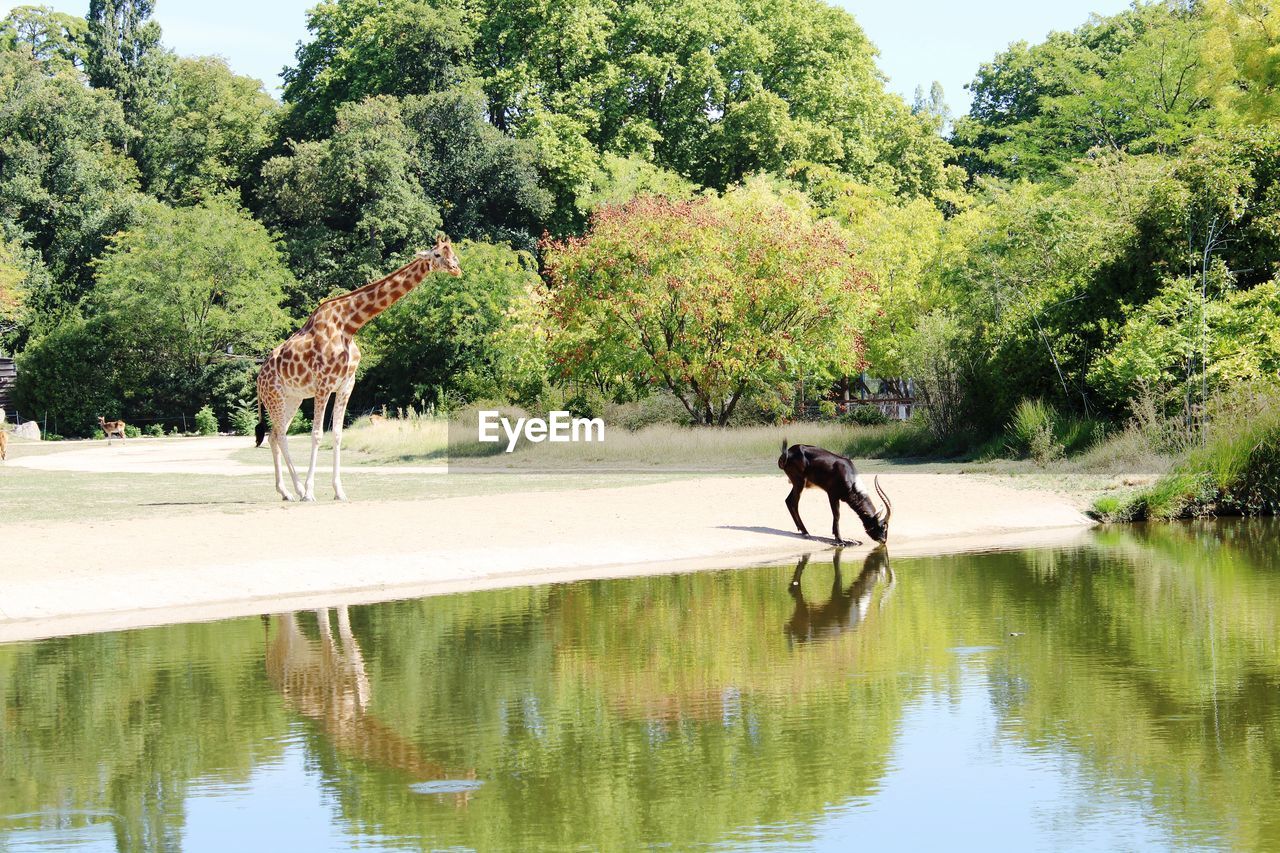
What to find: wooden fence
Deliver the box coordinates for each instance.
[797,375,917,421]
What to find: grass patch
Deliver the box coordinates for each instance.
[1093,388,1280,522]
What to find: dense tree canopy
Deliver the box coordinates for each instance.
[0,5,87,69]
[0,49,144,303]
[259,96,445,313]
[0,0,1275,438]
[137,55,279,204]
[15,200,292,433]
[280,0,963,209]
[953,3,1222,179]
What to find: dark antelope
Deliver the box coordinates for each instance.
[785,547,895,645]
[778,440,892,545]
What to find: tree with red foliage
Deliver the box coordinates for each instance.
[543,180,874,425]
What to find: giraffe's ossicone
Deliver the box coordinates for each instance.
[256,237,462,501]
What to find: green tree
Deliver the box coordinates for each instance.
[400,88,551,248]
[259,96,443,312]
[355,240,545,409]
[0,49,144,301]
[85,0,163,130]
[137,55,279,204]
[1205,0,1280,123]
[280,0,475,140]
[0,5,88,69]
[281,0,964,224]
[791,165,955,375]
[544,179,875,425]
[15,199,293,433]
[90,199,292,373]
[0,234,53,354]
[954,3,1221,180]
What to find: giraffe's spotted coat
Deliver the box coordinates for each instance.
[257,237,462,501]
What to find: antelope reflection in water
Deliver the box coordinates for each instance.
[265,606,477,800]
[785,547,895,646]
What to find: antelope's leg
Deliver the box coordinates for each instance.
[789,553,810,588]
[785,482,808,535]
[829,494,843,544]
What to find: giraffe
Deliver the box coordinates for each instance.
[265,606,476,797]
[255,237,461,501]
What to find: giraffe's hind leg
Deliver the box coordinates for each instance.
[271,396,305,501]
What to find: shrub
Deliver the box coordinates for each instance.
[194,405,219,435]
[727,386,793,426]
[288,410,311,435]
[603,393,691,430]
[92,429,105,440]
[900,311,974,441]
[230,398,258,436]
[1057,416,1105,455]
[841,405,888,426]
[124,424,142,438]
[201,360,258,429]
[1095,385,1280,520]
[1007,399,1063,464]
[146,423,165,437]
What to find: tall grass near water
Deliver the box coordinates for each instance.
[1094,387,1280,521]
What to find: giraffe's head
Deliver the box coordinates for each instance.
[417,236,461,277]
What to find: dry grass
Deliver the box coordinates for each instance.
[340,411,450,460]
[335,411,925,471]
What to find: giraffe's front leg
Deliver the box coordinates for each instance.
[331,377,355,501]
[303,393,330,501]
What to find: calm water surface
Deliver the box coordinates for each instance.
[3,521,1280,851]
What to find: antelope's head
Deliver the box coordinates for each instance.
[859,477,892,544]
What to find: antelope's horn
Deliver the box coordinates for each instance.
[875,476,892,526]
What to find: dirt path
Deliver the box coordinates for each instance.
[0,440,1095,642]
[5,435,445,475]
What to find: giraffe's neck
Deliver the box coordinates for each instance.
[338,257,432,333]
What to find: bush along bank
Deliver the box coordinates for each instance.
[1094,392,1280,522]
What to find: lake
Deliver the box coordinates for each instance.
[2,521,1278,851]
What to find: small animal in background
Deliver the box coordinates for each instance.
[368,413,386,425]
[778,441,893,545]
[98,416,127,444]
[0,428,7,462]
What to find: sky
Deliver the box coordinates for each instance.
[1,0,1134,115]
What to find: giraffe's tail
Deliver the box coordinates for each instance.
[255,392,267,448]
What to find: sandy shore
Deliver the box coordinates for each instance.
[0,455,1094,642]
